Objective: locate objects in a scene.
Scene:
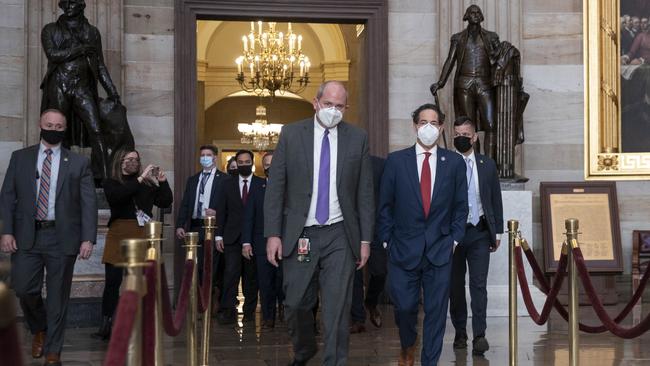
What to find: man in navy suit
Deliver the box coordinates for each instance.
[215,149,262,324]
[449,116,503,355]
[175,145,227,283]
[242,151,283,329]
[378,103,468,366]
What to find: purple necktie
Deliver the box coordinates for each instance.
[316,130,330,224]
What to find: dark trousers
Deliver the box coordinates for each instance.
[11,227,76,355]
[190,224,222,289]
[449,225,491,338]
[283,222,355,366]
[351,245,387,323]
[220,243,258,315]
[256,254,282,321]
[389,256,451,366]
[100,263,123,317]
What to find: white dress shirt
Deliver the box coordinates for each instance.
[415,143,437,200]
[193,167,216,219]
[305,117,343,226]
[239,174,253,199]
[36,142,61,221]
[463,151,485,221]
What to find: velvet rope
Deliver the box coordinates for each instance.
[0,321,24,366]
[142,261,157,366]
[103,290,140,366]
[520,245,650,333]
[197,239,214,313]
[515,246,568,325]
[572,248,650,338]
[157,260,194,336]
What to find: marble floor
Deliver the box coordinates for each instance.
[17,304,650,366]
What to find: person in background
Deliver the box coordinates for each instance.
[92,148,172,340]
[449,116,503,356]
[226,156,238,176]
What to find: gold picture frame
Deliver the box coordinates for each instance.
[584,0,650,180]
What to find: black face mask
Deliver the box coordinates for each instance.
[454,136,473,153]
[264,168,270,177]
[238,164,253,177]
[41,129,66,145]
[227,168,239,176]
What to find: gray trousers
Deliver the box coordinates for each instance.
[11,227,76,355]
[282,222,355,366]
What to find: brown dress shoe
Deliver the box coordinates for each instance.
[32,330,46,358]
[349,321,366,334]
[44,353,62,365]
[397,344,416,366]
[366,305,382,328]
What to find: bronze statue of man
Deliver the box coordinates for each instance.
[40,0,120,180]
[430,5,500,159]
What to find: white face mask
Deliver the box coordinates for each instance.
[317,103,343,128]
[417,124,440,147]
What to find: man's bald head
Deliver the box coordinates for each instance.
[40,109,67,131]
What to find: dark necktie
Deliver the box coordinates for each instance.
[196,171,210,218]
[36,149,53,221]
[242,179,249,206]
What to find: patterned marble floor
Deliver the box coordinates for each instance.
[17,304,650,365]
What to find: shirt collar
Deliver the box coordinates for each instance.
[39,142,61,157]
[313,115,338,137]
[239,174,252,183]
[202,167,215,175]
[459,150,476,164]
[415,143,437,157]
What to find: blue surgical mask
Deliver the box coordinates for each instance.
[200,156,213,169]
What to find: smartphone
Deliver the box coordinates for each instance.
[150,166,160,178]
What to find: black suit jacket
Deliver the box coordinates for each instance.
[0,144,97,255]
[474,152,504,246]
[241,177,267,255]
[217,174,265,246]
[175,169,227,230]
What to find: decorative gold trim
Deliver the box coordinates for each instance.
[584,0,650,180]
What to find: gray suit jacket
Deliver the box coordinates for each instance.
[264,118,374,259]
[0,144,97,255]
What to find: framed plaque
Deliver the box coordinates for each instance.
[540,182,623,273]
[584,0,650,180]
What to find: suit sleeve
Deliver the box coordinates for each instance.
[175,178,193,229]
[215,181,228,238]
[451,157,468,243]
[263,126,288,238]
[241,191,255,245]
[0,151,17,235]
[80,157,98,243]
[491,161,504,235]
[357,133,374,243]
[377,154,396,244]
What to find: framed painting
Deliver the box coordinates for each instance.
[540,182,623,273]
[584,0,650,179]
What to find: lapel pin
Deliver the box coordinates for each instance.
[441,156,446,161]
[480,159,483,164]
[64,157,68,162]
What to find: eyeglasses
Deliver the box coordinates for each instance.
[416,120,441,127]
[320,101,347,111]
[122,157,140,163]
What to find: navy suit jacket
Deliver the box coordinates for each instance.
[378,146,468,270]
[473,152,504,246]
[241,176,267,255]
[175,169,227,230]
[216,174,265,246]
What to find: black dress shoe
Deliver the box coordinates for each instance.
[453,332,468,350]
[91,316,112,341]
[366,304,382,328]
[472,336,490,355]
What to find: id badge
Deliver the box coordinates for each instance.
[136,210,151,227]
[297,237,310,255]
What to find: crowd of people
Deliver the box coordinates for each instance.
[0,80,504,366]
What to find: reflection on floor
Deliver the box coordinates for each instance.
[18,304,650,365]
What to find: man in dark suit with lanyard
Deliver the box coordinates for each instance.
[0,109,97,366]
[175,145,227,284]
[449,116,503,356]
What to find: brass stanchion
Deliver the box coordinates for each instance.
[117,238,149,366]
[0,262,14,330]
[184,232,200,366]
[145,221,165,366]
[565,218,580,366]
[507,219,519,366]
[201,216,217,366]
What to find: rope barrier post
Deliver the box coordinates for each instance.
[201,216,217,366]
[145,221,165,366]
[565,218,580,366]
[118,238,149,366]
[507,219,519,366]
[183,232,200,366]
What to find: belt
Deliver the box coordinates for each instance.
[466,215,487,230]
[304,220,344,230]
[35,220,56,230]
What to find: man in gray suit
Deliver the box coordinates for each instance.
[265,81,374,366]
[0,109,97,366]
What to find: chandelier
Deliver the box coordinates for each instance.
[235,21,311,98]
[237,105,283,150]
